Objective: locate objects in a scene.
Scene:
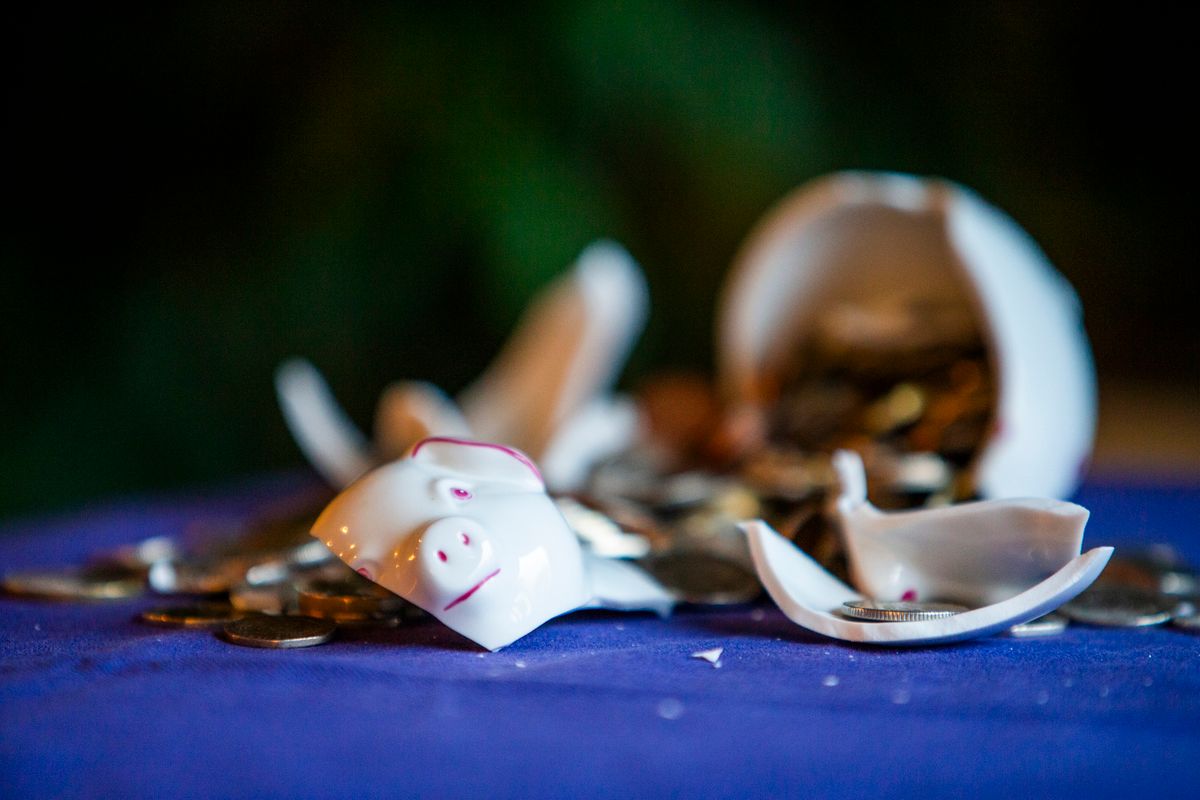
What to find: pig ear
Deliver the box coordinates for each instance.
[408,437,544,491]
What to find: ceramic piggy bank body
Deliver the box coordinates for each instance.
[311,437,589,650]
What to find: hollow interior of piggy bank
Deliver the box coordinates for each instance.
[748,203,997,504]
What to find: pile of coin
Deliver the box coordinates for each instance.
[570,305,1000,605]
[1060,546,1199,633]
[2,504,427,649]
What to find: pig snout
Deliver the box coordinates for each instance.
[417,517,496,602]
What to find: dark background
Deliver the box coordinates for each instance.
[4,2,1196,518]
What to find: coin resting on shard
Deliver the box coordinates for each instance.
[310,436,672,650]
[741,449,1112,645]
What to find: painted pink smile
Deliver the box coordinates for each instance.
[443,568,501,611]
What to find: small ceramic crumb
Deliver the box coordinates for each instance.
[691,647,724,668]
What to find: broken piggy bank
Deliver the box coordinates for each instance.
[740,450,1112,645]
[311,436,672,650]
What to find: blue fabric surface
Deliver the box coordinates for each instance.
[1,475,1198,799]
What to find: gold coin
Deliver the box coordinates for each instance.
[3,565,144,601]
[222,614,336,649]
[297,577,402,619]
[141,604,242,627]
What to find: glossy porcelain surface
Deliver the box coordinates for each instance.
[832,450,1090,605]
[311,437,589,650]
[719,171,1096,499]
[311,436,673,650]
[743,519,1112,646]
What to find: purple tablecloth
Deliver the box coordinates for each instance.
[2,474,1198,799]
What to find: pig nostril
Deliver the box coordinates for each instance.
[437,550,447,563]
[460,532,470,546]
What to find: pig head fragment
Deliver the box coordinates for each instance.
[312,436,672,650]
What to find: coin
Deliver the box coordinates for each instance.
[230,582,297,615]
[1171,613,1200,633]
[148,559,240,595]
[222,614,336,648]
[841,599,968,622]
[1059,585,1174,627]
[1007,613,1068,638]
[297,577,404,621]
[642,550,761,605]
[104,536,180,569]
[2,564,145,601]
[141,604,242,627]
[1099,552,1199,597]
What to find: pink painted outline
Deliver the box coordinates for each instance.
[410,436,543,484]
[443,568,501,612]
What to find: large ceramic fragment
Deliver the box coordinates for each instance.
[276,240,647,491]
[311,437,673,651]
[832,450,1091,606]
[718,171,1096,499]
[742,519,1112,645]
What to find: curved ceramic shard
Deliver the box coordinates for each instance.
[580,550,675,617]
[311,436,671,650]
[374,381,472,462]
[277,241,648,493]
[742,520,1112,646]
[718,171,1095,499]
[458,240,649,460]
[832,450,1090,606]
[274,358,374,488]
[538,396,640,492]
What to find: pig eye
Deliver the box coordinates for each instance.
[432,478,475,504]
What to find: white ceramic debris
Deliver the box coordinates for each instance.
[276,240,647,492]
[832,450,1091,606]
[457,239,648,465]
[311,436,672,650]
[742,519,1112,645]
[718,171,1096,499]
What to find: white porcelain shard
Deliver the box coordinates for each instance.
[373,381,472,462]
[579,550,674,616]
[832,450,1091,606]
[457,239,648,462]
[275,358,375,489]
[718,171,1096,499]
[275,240,648,492]
[742,519,1112,646]
[310,436,672,650]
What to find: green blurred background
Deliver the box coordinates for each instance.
[4,2,1196,518]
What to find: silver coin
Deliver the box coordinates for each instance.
[1059,585,1174,628]
[3,565,145,601]
[642,550,761,605]
[105,536,181,569]
[222,614,336,649]
[141,604,242,627]
[1171,613,1200,633]
[1007,613,1068,638]
[842,599,968,622]
[148,559,239,595]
